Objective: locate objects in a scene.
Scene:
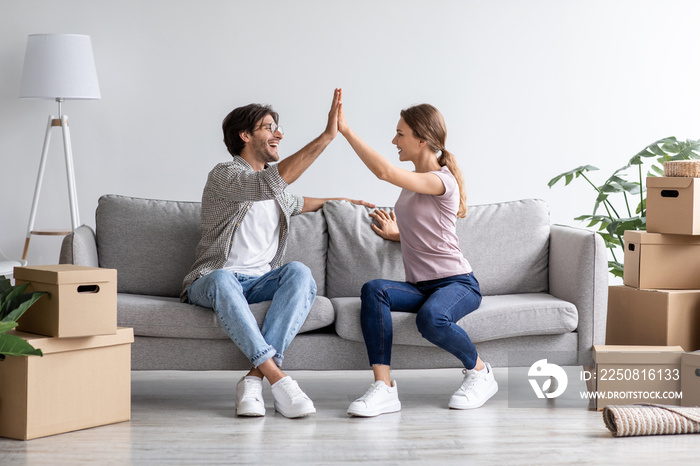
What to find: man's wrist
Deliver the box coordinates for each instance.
[320,129,336,145]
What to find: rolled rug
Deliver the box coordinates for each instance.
[603,404,700,437]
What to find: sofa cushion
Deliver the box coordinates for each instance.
[324,201,405,298]
[323,198,550,298]
[458,199,550,295]
[118,294,335,339]
[97,195,201,297]
[284,210,327,296]
[332,293,578,346]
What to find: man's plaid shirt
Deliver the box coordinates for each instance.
[180,156,304,302]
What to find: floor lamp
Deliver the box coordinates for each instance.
[19,34,101,261]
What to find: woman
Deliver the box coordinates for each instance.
[337,92,498,417]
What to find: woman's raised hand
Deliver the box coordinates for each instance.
[369,209,400,242]
[337,89,350,136]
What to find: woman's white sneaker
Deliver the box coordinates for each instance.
[236,376,266,417]
[449,362,498,409]
[348,380,402,417]
[271,376,316,418]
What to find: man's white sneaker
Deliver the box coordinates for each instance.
[347,380,402,417]
[236,376,266,417]
[449,362,498,410]
[271,376,316,418]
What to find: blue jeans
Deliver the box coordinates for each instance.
[187,261,316,368]
[360,273,482,370]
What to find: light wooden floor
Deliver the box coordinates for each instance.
[1,368,699,465]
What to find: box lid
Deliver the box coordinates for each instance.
[682,351,700,366]
[610,286,700,297]
[623,230,700,245]
[5,327,133,355]
[13,264,116,284]
[593,345,684,364]
[647,176,695,189]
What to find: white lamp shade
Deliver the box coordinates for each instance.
[20,34,101,100]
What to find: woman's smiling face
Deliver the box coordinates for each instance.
[392,117,422,162]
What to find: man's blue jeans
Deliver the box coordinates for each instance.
[360,273,482,370]
[187,261,316,368]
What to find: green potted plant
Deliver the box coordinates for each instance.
[548,136,700,277]
[0,275,46,358]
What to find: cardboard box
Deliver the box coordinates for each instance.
[14,264,117,337]
[592,345,683,410]
[606,286,700,351]
[647,176,700,235]
[622,230,700,290]
[0,327,133,440]
[681,351,700,407]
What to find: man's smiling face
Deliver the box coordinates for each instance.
[248,114,283,167]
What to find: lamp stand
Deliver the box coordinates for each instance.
[22,100,80,261]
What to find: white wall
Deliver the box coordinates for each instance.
[1,0,700,267]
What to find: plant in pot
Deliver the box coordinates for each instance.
[0,275,46,359]
[548,136,700,278]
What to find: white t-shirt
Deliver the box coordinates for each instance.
[224,199,281,276]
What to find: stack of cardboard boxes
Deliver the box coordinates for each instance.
[601,168,700,409]
[0,264,133,440]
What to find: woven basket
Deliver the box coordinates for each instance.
[664,160,700,177]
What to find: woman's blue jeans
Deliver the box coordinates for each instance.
[360,273,482,370]
[187,261,316,368]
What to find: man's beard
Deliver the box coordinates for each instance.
[252,137,279,166]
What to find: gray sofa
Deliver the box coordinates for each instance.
[60,194,608,371]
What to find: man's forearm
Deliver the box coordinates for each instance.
[277,132,334,185]
[302,197,376,213]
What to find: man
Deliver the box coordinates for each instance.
[181,89,371,418]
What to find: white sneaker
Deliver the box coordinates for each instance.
[449,362,498,409]
[271,376,316,418]
[236,376,265,417]
[347,380,402,417]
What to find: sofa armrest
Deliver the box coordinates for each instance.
[59,225,99,267]
[549,224,608,366]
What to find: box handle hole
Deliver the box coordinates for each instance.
[628,243,635,251]
[77,284,100,294]
[661,190,679,198]
[696,368,700,377]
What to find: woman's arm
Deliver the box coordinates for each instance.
[337,100,444,196]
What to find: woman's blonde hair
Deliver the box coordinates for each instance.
[400,104,467,217]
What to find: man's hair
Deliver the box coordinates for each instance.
[222,104,279,156]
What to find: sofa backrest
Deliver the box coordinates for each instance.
[95,194,328,297]
[322,199,550,297]
[96,195,201,297]
[95,195,549,299]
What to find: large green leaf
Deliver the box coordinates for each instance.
[0,282,30,319]
[0,333,43,357]
[0,321,17,335]
[607,217,645,237]
[609,261,624,278]
[547,165,598,188]
[1,292,47,323]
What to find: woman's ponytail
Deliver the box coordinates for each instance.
[438,149,467,218]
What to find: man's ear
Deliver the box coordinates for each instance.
[240,131,250,143]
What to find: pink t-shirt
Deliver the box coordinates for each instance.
[394,166,472,283]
